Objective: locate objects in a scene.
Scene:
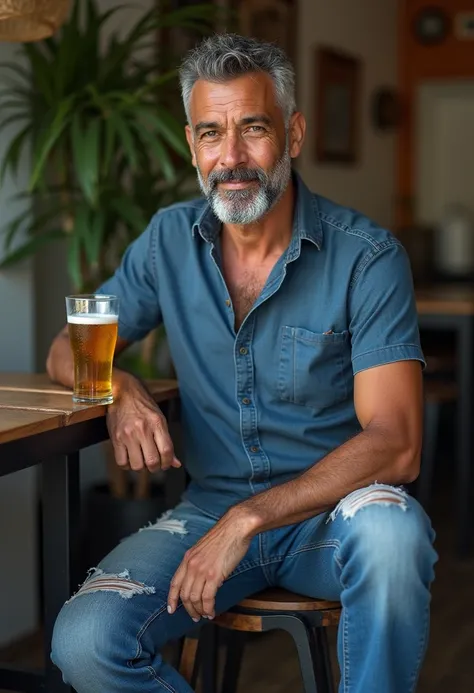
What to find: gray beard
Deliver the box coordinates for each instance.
[196,145,292,225]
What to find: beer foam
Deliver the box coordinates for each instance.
[67,313,118,325]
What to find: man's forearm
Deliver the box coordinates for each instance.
[233,425,418,538]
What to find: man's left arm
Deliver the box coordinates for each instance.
[167,241,425,620]
[229,358,423,526]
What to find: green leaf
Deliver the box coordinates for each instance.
[42,37,59,60]
[23,43,55,106]
[103,116,117,174]
[134,69,178,99]
[0,230,65,269]
[53,19,81,96]
[67,233,83,291]
[110,113,138,170]
[0,123,32,185]
[109,196,147,234]
[29,99,73,191]
[0,79,32,100]
[97,4,132,29]
[85,0,99,24]
[2,208,33,251]
[137,108,189,159]
[71,0,80,26]
[0,61,31,85]
[0,112,29,134]
[99,8,157,83]
[71,114,100,205]
[133,123,176,182]
[87,209,105,266]
[0,99,29,112]
[3,199,73,252]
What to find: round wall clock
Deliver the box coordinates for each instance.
[413,6,451,45]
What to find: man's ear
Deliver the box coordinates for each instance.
[288,112,306,159]
[185,125,197,167]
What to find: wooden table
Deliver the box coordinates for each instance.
[416,285,474,556]
[0,374,178,693]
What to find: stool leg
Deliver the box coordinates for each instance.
[313,628,335,693]
[197,623,219,693]
[418,400,440,510]
[221,630,246,693]
[261,614,319,693]
[178,634,200,687]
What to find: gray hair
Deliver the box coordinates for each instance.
[179,33,296,126]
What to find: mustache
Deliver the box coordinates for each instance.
[207,167,266,189]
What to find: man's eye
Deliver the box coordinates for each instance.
[248,125,265,133]
[202,130,217,138]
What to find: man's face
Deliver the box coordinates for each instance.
[185,72,304,224]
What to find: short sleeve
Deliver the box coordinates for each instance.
[349,242,425,375]
[96,215,161,342]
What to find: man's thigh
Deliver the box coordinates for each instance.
[60,500,268,650]
[271,485,435,601]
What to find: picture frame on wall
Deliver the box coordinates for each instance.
[314,47,362,164]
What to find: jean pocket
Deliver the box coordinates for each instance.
[277,326,350,410]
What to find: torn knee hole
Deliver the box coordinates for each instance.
[139,510,188,535]
[329,483,408,522]
[66,568,155,604]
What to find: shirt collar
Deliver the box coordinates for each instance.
[192,170,323,252]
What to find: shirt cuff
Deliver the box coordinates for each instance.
[352,344,426,375]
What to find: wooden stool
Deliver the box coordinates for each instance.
[417,378,457,509]
[179,587,341,693]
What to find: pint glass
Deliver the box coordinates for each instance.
[65,295,119,404]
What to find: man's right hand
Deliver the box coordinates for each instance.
[107,373,181,473]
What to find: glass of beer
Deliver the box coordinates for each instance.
[66,294,119,404]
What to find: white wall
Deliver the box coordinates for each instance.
[0,45,38,645]
[297,0,398,228]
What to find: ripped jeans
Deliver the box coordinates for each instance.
[51,485,437,693]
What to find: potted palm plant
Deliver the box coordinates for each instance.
[0,0,215,566]
[0,0,213,288]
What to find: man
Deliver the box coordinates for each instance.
[48,33,437,693]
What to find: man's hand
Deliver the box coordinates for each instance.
[107,374,181,473]
[167,509,257,621]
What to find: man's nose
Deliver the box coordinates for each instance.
[219,132,248,170]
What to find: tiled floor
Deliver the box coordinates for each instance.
[1,479,473,692]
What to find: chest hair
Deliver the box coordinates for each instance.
[227,269,267,331]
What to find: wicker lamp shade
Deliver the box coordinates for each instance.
[0,0,71,41]
[0,1,34,21]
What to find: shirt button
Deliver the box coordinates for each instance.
[225,299,231,307]
[239,347,248,355]
[242,397,251,405]
[250,445,259,453]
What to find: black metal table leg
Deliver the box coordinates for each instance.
[457,317,474,556]
[41,453,80,693]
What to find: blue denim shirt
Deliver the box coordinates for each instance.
[98,173,425,518]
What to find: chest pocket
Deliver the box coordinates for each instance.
[277,327,350,410]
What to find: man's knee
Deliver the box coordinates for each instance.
[331,484,437,584]
[51,598,104,682]
[51,568,158,684]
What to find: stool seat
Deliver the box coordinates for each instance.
[216,588,341,633]
[238,587,340,612]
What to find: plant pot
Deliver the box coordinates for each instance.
[80,481,167,573]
